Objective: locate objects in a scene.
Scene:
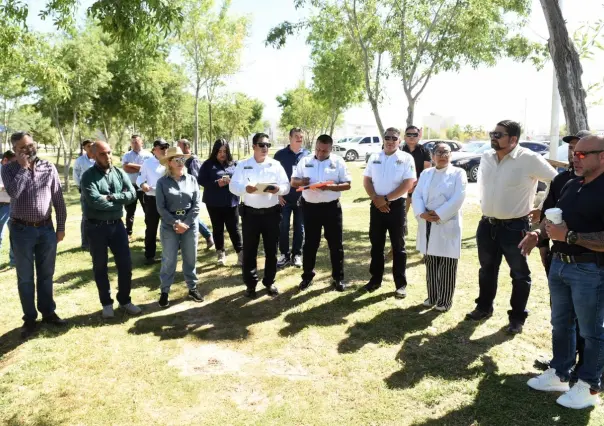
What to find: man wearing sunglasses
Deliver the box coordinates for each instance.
[522,135,604,409]
[402,125,432,235]
[229,133,290,299]
[466,120,556,334]
[363,127,417,298]
[137,138,169,265]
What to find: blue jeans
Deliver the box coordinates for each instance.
[80,196,89,249]
[159,221,199,293]
[475,217,531,323]
[87,220,132,307]
[279,201,303,257]
[9,222,57,321]
[0,204,14,265]
[549,258,604,389]
[198,219,212,240]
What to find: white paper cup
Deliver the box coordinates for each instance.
[545,208,563,225]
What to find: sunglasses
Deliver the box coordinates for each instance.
[171,157,187,165]
[434,150,451,157]
[405,133,419,138]
[256,143,271,149]
[573,150,604,160]
[156,145,168,150]
[489,131,509,140]
[384,136,399,141]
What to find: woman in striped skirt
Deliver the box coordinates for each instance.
[412,142,467,311]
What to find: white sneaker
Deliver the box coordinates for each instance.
[277,254,290,268]
[527,368,570,392]
[120,303,142,316]
[237,251,243,266]
[217,251,226,266]
[293,255,302,268]
[423,298,435,307]
[394,287,407,299]
[435,305,449,312]
[102,305,114,319]
[557,380,600,409]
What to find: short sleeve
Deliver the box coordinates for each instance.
[121,152,129,165]
[339,160,352,183]
[292,158,304,179]
[363,155,376,178]
[423,148,432,162]
[403,157,416,180]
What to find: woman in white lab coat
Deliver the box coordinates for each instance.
[412,142,467,311]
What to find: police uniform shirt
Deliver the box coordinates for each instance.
[363,150,416,199]
[229,156,290,209]
[292,155,352,204]
[551,172,604,256]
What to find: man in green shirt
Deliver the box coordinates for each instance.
[81,141,142,319]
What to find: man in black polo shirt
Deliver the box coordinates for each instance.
[522,135,604,409]
[402,125,431,235]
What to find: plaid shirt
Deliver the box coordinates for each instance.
[1,159,67,232]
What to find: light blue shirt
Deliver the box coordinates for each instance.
[122,149,153,185]
[73,154,95,188]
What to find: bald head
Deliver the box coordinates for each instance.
[93,141,112,170]
[573,136,604,181]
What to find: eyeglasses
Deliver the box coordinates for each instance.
[256,142,271,149]
[405,133,419,138]
[573,150,604,160]
[384,136,399,141]
[489,131,509,139]
[434,150,451,157]
[156,146,168,150]
[171,157,187,165]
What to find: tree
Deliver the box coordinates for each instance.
[32,27,113,189]
[539,0,589,133]
[277,83,330,149]
[446,124,461,140]
[179,0,248,155]
[572,18,604,107]
[269,0,544,129]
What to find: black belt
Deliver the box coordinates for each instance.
[170,209,189,216]
[11,217,52,227]
[87,218,120,225]
[0,202,10,206]
[243,205,280,215]
[553,252,602,265]
[482,215,529,225]
[302,199,339,207]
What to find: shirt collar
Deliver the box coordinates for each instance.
[508,144,521,159]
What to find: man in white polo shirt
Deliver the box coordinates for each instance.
[230,133,290,299]
[137,138,169,264]
[466,120,557,334]
[122,135,153,240]
[291,134,352,292]
[363,127,417,298]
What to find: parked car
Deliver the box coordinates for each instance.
[420,139,463,153]
[336,136,354,144]
[334,135,382,161]
[450,144,493,182]
[451,141,488,161]
[519,141,549,155]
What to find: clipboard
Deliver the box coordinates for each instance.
[296,181,335,192]
[254,182,278,193]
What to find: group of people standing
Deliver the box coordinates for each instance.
[3,120,604,410]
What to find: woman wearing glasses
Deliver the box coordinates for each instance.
[198,139,243,266]
[412,141,467,312]
[155,146,203,308]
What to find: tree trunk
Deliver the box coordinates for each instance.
[540,0,589,133]
[194,80,201,156]
[208,101,213,157]
[63,111,78,192]
[406,94,416,127]
[3,98,8,151]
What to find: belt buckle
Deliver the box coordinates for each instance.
[487,217,497,225]
[32,221,41,228]
[175,210,186,216]
[560,254,571,264]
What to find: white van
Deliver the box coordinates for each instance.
[332,135,382,161]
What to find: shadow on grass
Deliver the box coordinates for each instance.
[337,303,440,353]
[0,299,180,360]
[385,320,513,389]
[128,286,330,342]
[413,363,593,426]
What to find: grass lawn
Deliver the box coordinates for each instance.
[0,160,600,425]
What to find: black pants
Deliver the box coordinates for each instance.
[425,222,458,309]
[86,220,132,307]
[475,217,531,323]
[544,252,585,371]
[369,198,407,289]
[143,194,161,260]
[207,205,242,253]
[301,199,344,282]
[125,186,145,236]
[241,205,281,289]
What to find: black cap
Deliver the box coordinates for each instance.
[153,138,169,148]
[562,130,591,143]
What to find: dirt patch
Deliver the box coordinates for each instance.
[169,343,311,380]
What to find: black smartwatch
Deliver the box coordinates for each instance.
[566,230,578,245]
[384,196,389,203]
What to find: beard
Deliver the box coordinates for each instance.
[26,148,38,162]
[490,141,504,151]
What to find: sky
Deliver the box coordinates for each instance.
[26,0,604,137]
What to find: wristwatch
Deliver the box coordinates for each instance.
[566,230,578,245]
[384,196,389,203]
